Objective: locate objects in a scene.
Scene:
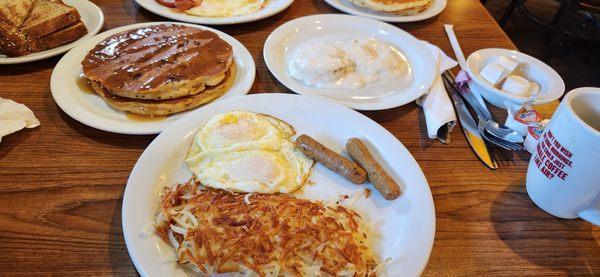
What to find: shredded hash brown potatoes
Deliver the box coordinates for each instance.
[154,180,382,276]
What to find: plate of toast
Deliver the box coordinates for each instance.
[0,0,104,64]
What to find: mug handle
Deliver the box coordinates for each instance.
[578,209,600,226]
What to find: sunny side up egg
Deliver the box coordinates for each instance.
[185,0,265,17]
[186,111,315,194]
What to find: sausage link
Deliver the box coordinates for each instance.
[295,135,367,184]
[346,138,401,200]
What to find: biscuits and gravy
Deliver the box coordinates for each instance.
[288,38,408,90]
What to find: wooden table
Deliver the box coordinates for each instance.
[1,0,598,275]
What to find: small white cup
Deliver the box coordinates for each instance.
[526,87,600,225]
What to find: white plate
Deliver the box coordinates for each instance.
[263,14,436,110]
[122,93,436,276]
[134,0,294,25]
[0,0,104,64]
[466,48,565,109]
[50,22,255,135]
[324,0,447,23]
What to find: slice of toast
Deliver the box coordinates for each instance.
[0,0,37,55]
[21,0,81,39]
[31,21,86,51]
[0,24,28,56]
[0,0,37,29]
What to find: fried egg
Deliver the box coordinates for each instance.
[185,0,266,18]
[186,111,314,194]
[187,111,294,155]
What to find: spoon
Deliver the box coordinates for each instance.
[484,120,524,143]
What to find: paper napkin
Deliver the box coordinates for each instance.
[416,41,458,139]
[0,98,40,143]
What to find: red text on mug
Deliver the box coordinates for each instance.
[533,130,574,181]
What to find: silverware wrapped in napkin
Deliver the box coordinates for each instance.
[416,41,458,143]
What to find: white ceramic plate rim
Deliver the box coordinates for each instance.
[466,48,565,105]
[50,22,256,135]
[263,14,436,111]
[324,0,447,22]
[0,0,104,64]
[133,0,294,25]
[122,93,436,276]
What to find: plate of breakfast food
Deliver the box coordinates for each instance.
[324,0,446,22]
[134,0,294,25]
[122,93,436,276]
[0,0,103,64]
[264,14,436,110]
[50,22,255,135]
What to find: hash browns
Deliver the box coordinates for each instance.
[155,180,380,276]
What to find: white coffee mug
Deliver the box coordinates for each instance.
[526,87,600,226]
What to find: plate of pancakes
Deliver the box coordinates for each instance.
[50,22,255,135]
[134,0,295,25]
[324,0,447,22]
[122,93,436,276]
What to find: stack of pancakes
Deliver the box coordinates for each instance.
[348,0,432,15]
[81,24,234,116]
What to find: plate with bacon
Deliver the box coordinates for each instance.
[135,0,295,25]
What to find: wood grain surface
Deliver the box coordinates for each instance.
[0,0,598,276]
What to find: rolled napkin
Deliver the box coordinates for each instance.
[0,98,40,143]
[416,41,458,139]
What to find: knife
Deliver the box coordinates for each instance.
[442,73,498,169]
